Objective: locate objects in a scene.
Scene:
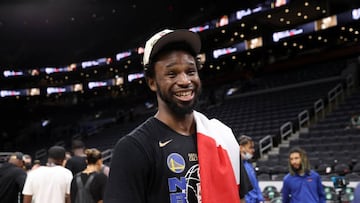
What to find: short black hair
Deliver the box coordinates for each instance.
[48,146,66,160]
[71,139,85,150]
[144,41,199,78]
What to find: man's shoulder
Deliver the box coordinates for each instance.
[124,117,160,140]
[37,165,72,176]
[0,163,26,175]
[283,173,292,181]
[69,155,86,161]
[309,170,321,177]
[114,117,159,149]
[194,110,232,132]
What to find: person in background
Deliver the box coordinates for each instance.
[352,182,360,203]
[63,151,72,167]
[239,135,265,203]
[22,154,32,172]
[104,28,252,203]
[0,152,27,203]
[31,160,41,170]
[70,148,107,203]
[22,146,73,203]
[282,147,325,203]
[65,139,87,175]
[100,163,110,177]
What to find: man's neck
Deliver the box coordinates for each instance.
[155,110,196,136]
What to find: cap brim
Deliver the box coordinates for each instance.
[149,29,201,61]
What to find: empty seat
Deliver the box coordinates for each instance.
[351,163,360,173]
[317,163,333,175]
[333,163,351,176]
[257,173,271,181]
[270,165,288,175]
[345,173,360,181]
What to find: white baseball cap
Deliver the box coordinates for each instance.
[143,29,201,67]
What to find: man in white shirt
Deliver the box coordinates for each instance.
[23,146,73,203]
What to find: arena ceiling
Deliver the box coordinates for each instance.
[0,0,359,69]
[0,0,256,68]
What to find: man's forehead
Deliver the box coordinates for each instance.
[290,152,301,157]
[155,51,196,65]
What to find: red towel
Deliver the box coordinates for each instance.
[194,111,240,203]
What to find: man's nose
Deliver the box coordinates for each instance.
[177,73,191,85]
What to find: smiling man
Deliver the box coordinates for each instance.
[104,29,252,203]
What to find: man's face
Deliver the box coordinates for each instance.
[289,152,302,172]
[148,50,201,116]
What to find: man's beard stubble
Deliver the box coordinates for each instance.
[291,163,302,173]
[156,82,201,116]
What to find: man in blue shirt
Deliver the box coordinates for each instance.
[282,147,326,203]
[239,135,264,203]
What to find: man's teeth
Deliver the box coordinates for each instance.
[176,91,191,96]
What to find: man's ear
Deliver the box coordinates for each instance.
[146,77,157,92]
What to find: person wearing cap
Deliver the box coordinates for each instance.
[0,152,27,203]
[22,146,73,203]
[104,28,251,203]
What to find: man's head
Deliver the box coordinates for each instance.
[71,139,85,156]
[288,147,310,175]
[23,154,32,171]
[8,152,24,168]
[47,145,66,166]
[143,29,202,116]
[143,29,201,77]
[238,135,255,160]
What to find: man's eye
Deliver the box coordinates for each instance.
[188,70,197,75]
[167,72,176,77]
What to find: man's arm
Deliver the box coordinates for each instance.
[65,194,71,203]
[23,195,32,203]
[316,175,326,203]
[240,198,246,203]
[281,177,290,203]
[104,137,149,203]
[16,171,27,203]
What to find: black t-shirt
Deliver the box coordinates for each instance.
[70,172,108,203]
[65,156,87,175]
[0,163,27,203]
[105,117,252,203]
